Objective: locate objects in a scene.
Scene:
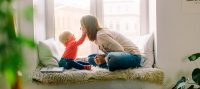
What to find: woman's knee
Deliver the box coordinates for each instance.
[106,52,121,62]
[106,52,131,63]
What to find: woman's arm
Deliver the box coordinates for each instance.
[97,34,124,52]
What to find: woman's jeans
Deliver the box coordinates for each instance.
[88,52,143,71]
[59,58,90,69]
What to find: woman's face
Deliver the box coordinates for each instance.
[81,25,87,33]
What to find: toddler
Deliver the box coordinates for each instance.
[58,31,91,70]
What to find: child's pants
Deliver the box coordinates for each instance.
[59,58,90,69]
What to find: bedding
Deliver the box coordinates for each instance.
[32,66,164,84]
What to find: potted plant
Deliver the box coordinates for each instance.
[188,53,200,88]
[0,0,35,89]
[172,53,200,89]
[188,53,200,62]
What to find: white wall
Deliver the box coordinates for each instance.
[156,0,200,87]
[16,0,55,80]
[15,0,38,83]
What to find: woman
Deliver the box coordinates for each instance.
[80,15,144,71]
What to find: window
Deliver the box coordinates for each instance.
[103,0,141,40]
[44,0,149,56]
[54,0,91,57]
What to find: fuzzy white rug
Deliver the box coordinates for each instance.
[32,66,164,84]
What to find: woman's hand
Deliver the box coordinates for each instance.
[94,54,106,65]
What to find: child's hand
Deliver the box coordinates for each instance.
[81,57,88,62]
[75,57,88,62]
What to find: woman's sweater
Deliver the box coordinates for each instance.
[95,29,140,55]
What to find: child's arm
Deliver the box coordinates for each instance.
[75,33,86,46]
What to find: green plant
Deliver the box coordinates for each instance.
[187,53,200,88]
[188,53,200,61]
[0,0,35,88]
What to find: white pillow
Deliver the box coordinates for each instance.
[133,33,154,68]
[38,38,61,67]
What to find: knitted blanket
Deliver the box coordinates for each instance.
[32,66,164,84]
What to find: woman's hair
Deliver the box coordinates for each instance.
[80,15,101,41]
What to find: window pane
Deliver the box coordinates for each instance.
[54,0,91,57]
[103,0,140,40]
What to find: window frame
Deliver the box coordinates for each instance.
[45,0,55,39]
[44,0,149,53]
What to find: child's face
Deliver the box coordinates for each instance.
[94,54,106,65]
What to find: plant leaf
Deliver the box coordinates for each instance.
[17,35,36,48]
[188,53,200,61]
[4,68,16,87]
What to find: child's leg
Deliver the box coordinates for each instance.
[58,58,72,69]
[76,61,90,65]
[59,58,90,70]
[88,54,97,66]
[69,60,91,70]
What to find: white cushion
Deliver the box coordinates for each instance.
[133,33,154,68]
[38,38,61,67]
